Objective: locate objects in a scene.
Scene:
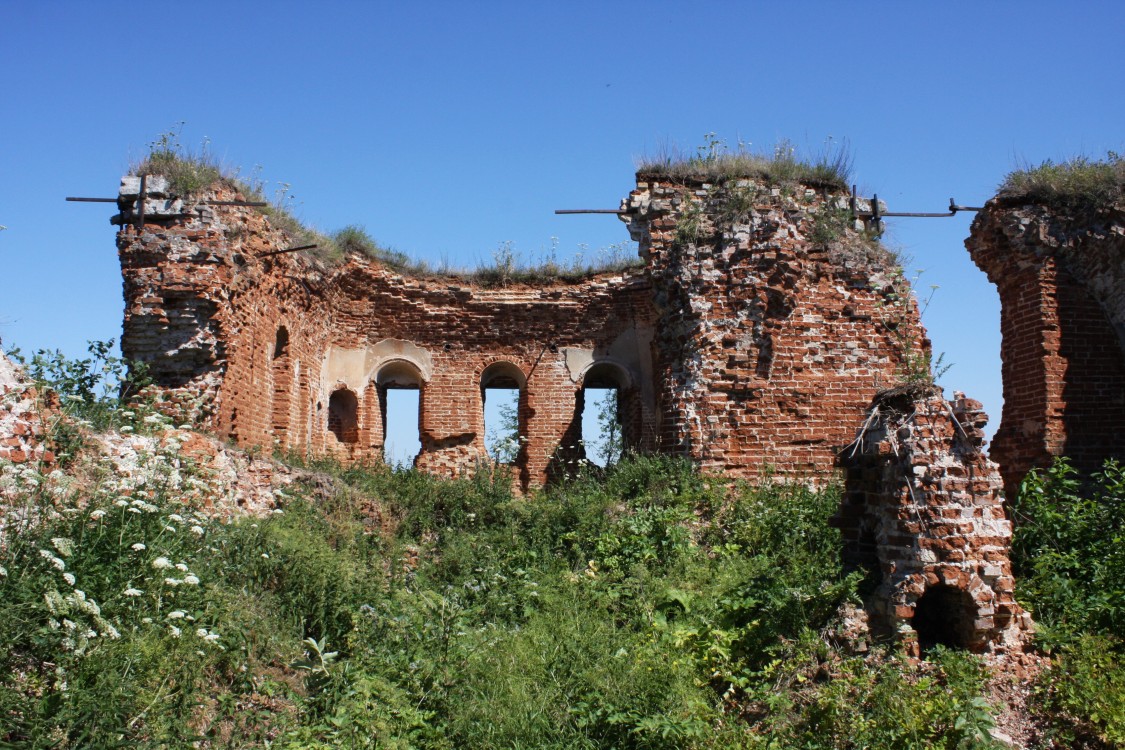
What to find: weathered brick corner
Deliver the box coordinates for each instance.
[837,385,1031,655]
[967,198,1125,497]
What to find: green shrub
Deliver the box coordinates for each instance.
[1035,634,1125,747]
[1010,457,1125,637]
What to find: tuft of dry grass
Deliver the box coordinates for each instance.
[636,136,853,191]
[999,152,1125,211]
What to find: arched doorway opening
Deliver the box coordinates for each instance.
[377,360,423,468]
[912,584,978,652]
[580,362,630,467]
[481,361,527,465]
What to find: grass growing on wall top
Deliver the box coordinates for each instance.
[999,152,1125,211]
[636,135,853,192]
[128,129,643,283]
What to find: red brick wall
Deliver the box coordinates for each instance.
[117,174,924,488]
[837,387,1030,655]
[968,202,1125,497]
[624,177,925,480]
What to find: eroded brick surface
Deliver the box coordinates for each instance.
[0,351,56,466]
[968,200,1125,496]
[837,386,1031,655]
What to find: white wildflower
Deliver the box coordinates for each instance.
[90,509,108,520]
[195,628,208,638]
[261,553,270,559]
[204,632,220,642]
[63,619,77,630]
[62,573,76,586]
[164,578,181,586]
[0,566,6,577]
[169,625,181,637]
[175,563,188,572]
[141,617,153,624]
[122,411,135,418]
[152,557,172,570]
[143,415,161,424]
[114,498,129,507]
[84,629,97,639]
[168,514,184,523]
[190,525,205,536]
[183,575,200,585]
[131,543,146,551]
[127,507,141,514]
[103,623,120,639]
[50,538,75,557]
[124,587,143,597]
[167,610,186,619]
[120,426,134,433]
[164,525,177,533]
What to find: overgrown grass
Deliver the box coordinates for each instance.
[636,135,853,192]
[128,130,642,282]
[998,152,1125,212]
[0,346,1017,747]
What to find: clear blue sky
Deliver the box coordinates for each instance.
[2,1,1123,448]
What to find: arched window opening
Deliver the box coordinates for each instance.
[327,389,358,445]
[581,363,627,467]
[377,361,423,469]
[481,362,526,465]
[273,326,290,359]
[912,584,977,652]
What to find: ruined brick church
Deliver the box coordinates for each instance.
[111,162,1125,654]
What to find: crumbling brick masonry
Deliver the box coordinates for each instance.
[968,198,1125,497]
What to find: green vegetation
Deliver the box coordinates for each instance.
[998,152,1125,212]
[1010,457,1125,746]
[128,127,642,282]
[637,134,853,192]
[0,347,1012,747]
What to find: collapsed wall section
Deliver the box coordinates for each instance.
[621,176,927,480]
[115,177,658,489]
[967,199,1125,496]
[836,386,1030,655]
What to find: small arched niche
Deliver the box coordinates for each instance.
[376,359,424,468]
[579,361,632,467]
[481,361,527,464]
[271,326,294,448]
[327,388,359,445]
[911,584,979,652]
[273,326,290,359]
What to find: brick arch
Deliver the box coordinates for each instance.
[376,358,426,388]
[480,360,528,390]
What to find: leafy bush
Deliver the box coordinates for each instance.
[1010,457,1125,636]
